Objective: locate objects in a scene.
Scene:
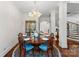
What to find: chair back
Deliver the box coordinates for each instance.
[18,33,25,56]
[48,33,54,48]
[18,33,24,45]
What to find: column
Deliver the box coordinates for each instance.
[50,8,56,34]
[59,2,67,48]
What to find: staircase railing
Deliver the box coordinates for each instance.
[67,21,79,40]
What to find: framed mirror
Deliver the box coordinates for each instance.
[25,21,36,36]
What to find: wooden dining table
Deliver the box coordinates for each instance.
[24,37,48,47]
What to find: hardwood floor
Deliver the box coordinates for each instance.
[57,39,79,57]
[4,43,18,57]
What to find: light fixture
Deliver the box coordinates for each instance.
[28,1,42,19]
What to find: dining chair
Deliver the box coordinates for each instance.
[23,36,34,56]
[18,33,34,57]
[55,29,59,46]
[23,41,34,52]
[18,33,25,57]
[48,33,54,56]
[39,33,54,56]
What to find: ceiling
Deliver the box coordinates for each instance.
[67,3,79,15]
[12,1,79,17]
[12,1,59,17]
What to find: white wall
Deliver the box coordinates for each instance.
[0,2,23,56]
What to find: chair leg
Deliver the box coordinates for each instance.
[48,48,53,57]
[19,47,21,57]
[51,48,53,57]
[19,45,22,57]
[46,50,49,57]
[21,48,26,57]
[32,48,34,56]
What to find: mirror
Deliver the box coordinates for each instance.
[25,21,36,36]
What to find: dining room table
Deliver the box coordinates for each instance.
[23,37,49,47]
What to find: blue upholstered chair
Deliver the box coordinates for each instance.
[39,40,48,51]
[23,34,34,52]
[23,43,34,57]
[39,35,49,51]
[23,41,34,52]
[24,44,34,51]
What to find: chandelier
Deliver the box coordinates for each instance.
[28,1,42,19]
